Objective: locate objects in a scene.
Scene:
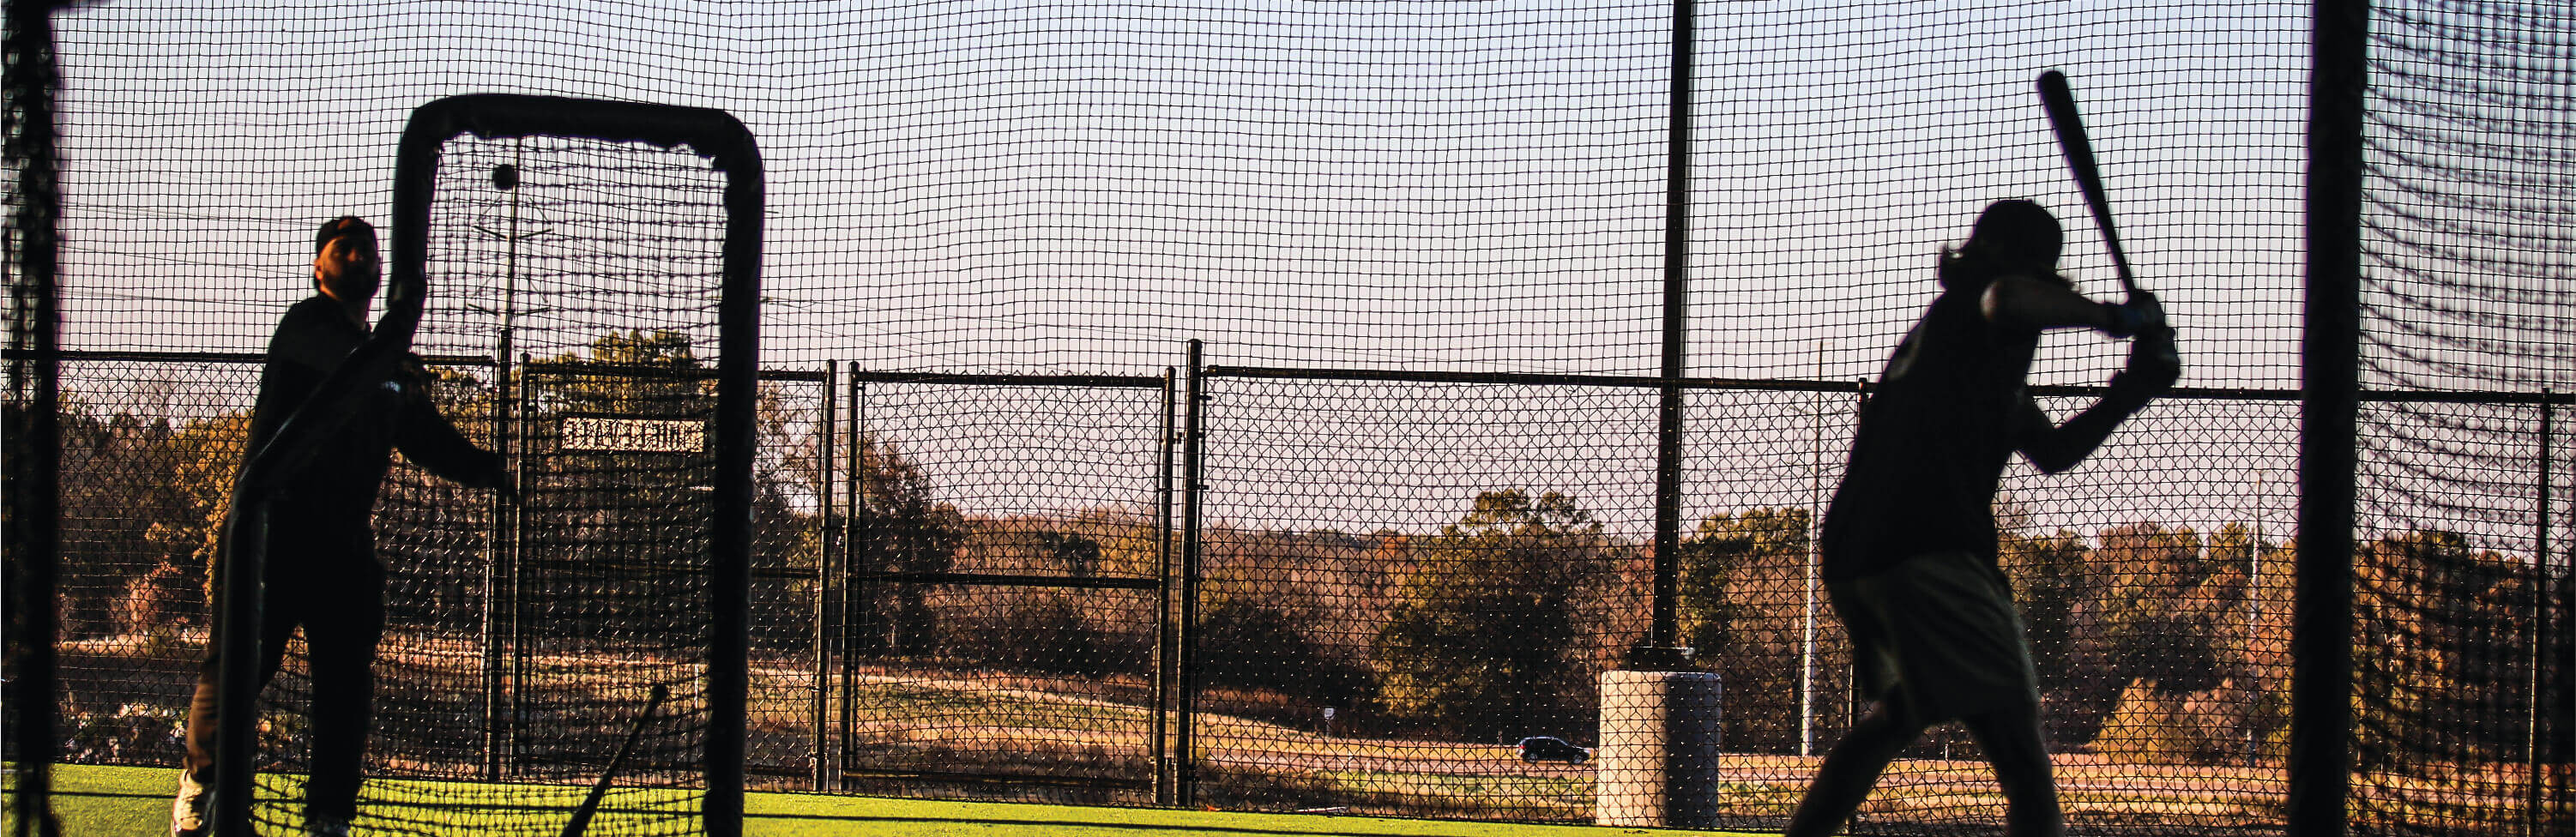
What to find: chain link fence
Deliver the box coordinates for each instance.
[38,352,2566,834]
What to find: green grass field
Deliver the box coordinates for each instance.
[6,763,1756,837]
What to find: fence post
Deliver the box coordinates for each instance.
[1155,367,1177,806]
[510,354,532,775]
[481,354,511,782]
[2560,394,2575,834]
[1849,376,1868,726]
[840,372,866,786]
[812,359,836,792]
[1177,340,1206,807]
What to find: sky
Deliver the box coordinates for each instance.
[36,0,2570,553]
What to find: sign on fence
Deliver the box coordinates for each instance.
[560,415,707,453]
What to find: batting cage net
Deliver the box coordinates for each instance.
[2355,3,2573,836]
[5,1,2568,836]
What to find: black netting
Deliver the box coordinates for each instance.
[10,2,2569,835]
[2359,2,2573,835]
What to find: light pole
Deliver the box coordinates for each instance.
[469,148,550,781]
[2249,469,2265,766]
[1802,340,1826,756]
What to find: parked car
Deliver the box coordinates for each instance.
[1517,736,1590,764]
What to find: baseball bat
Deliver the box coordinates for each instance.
[2037,69,2139,299]
[560,683,670,837]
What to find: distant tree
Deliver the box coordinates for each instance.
[738,382,824,642]
[2199,521,2291,764]
[2354,529,2548,768]
[1370,490,1602,740]
[1997,521,2091,738]
[1034,529,1100,578]
[2093,678,2231,763]
[1198,592,1362,703]
[2069,521,2313,764]
[52,400,212,640]
[1678,507,1843,753]
[848,433,963,655]
[2061,522,2207,750]
[154,412,251,631]
[1675,512,1753,665]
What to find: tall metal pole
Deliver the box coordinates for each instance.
[480,151,527,784]
[1634,0,1698,672]
[2253,471,2267,766]
[480,358,505,781]
[1801,340,1822,756]
[1176,340,1206,806]
[2294,3,2370,835]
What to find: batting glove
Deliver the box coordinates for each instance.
[2099,292,2167,339]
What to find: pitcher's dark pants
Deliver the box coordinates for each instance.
[184,526,386,822]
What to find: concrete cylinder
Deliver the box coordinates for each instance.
[1596,670,1722,828]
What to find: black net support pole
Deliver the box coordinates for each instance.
[206,309,421,833]
[2294,3,2369,836]
[389,93,763,837]
[480,223,519,783]
[1177,340,1206,807]
[2,1,63,834]
[1634,0,1697,671]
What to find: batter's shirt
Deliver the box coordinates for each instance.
[241,295,498,547]
[1820,266,2043,582]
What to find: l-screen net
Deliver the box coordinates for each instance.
[244,117,750,834]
